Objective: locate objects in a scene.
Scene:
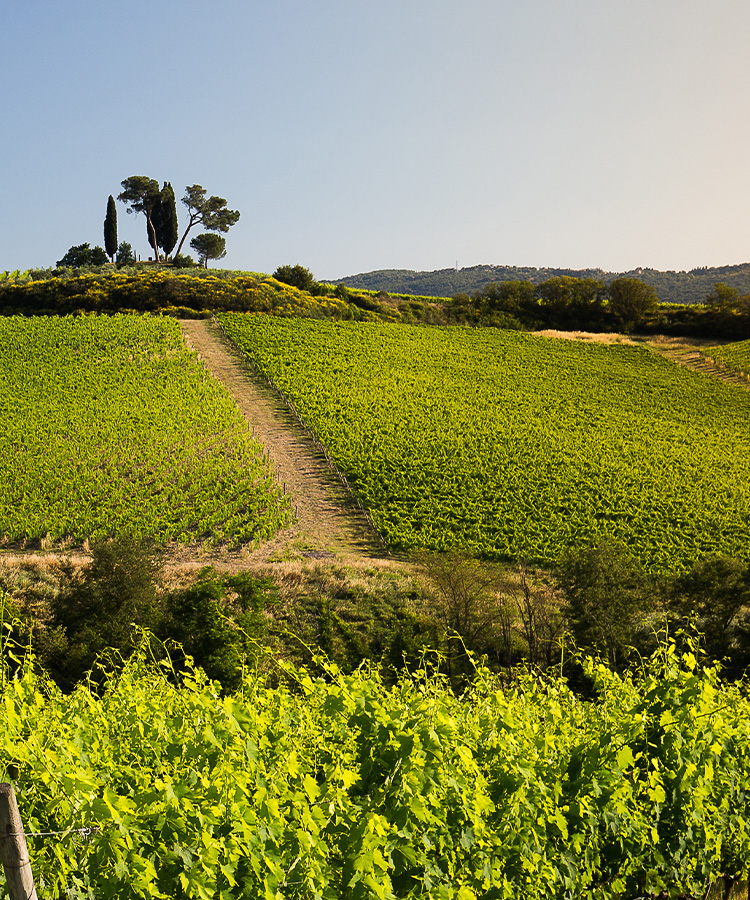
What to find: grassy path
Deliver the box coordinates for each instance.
[179,318,388,564]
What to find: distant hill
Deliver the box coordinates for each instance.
[331,263,750,305]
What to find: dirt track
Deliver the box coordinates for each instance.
[538,329,750,392]
[179,318,388,565]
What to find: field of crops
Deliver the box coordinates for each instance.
[0,315,290,545]
[220,314,750,571]
[703,338,750,376]
[3,641,749,899]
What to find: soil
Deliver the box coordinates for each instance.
[175,318,398,579]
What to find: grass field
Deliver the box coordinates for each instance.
[0,315,291,545]
[220,314,750,571]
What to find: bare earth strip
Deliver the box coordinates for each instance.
[642,335,750,391]
[179,318,389,566]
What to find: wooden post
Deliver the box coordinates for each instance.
[0,783,38,900]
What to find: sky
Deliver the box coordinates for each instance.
[3,0,750,279]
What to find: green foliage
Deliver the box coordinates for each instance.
[670,555,750,677]
[190,232,226,267]
[559,539,654,670]
[150,182,178,258]
[44,539,161,691]
[607,277,659,331]
[536,276,607,328]
[0,269,404,320]
[0,315,291,545]
[219,314,750,572]
[337,260,750,305]
[1,638,750,899]
[115,241,135,266]
[175,184,240,259]
[161,568,278,693]
[706,282,741,310]
[273,264,317,293]
[171,252,196,268]
[56,243,108,268]
[103,196,118,262]
[118,176,162,262]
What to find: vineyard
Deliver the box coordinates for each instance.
[0,315,291,545]
[703,339,750,377]
[2,640,749,899]
[219,314,750,572]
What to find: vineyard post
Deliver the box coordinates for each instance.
[0,783,38,900]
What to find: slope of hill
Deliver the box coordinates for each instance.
[332,262,750,304]
[218,314,750,573]
[0,315,291,546]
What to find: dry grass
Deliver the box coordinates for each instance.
[536,329,639,344]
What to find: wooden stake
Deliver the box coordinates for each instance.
[0,783,38,900]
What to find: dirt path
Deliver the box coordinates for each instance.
[538,329,750,392]
[640,335,750,391]
[179,318,389,566]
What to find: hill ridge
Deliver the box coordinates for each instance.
[331,262,750,305]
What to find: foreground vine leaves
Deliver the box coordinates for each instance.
[1,637,748,899]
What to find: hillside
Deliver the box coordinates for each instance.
[218,314,750,573]
[332,262,750,304]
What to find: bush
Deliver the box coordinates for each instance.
[171,253,196,268]
[42,538,161,691]
[56,243,109,268]
[273,264,317,292]
[161,568,278,692]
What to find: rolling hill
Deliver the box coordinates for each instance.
[331,262,750,305]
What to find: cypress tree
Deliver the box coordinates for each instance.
[158,182,178,259]
[104,195,118,262]
[149,182,179,260]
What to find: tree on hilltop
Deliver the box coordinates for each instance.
[56,243,108,268]
[190,232,226,268]
[116,242,135,265]
[117,176,163,262]
[273,264,317,292]
[148,182,179,260]
[174,185,240,259]
[104,195,118,262]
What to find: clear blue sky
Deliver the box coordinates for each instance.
[3,0,750,278]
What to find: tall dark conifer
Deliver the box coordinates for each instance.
[104,195,118,262]
[158,182,178,259]
[149,182,179,260]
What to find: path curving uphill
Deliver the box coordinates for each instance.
[179,318,387,563]
[645,336,750,391]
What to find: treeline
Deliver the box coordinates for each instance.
[448,275,750,338]
[4,537,749,695]
[337,261,750,305]
[1,266,748,337]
